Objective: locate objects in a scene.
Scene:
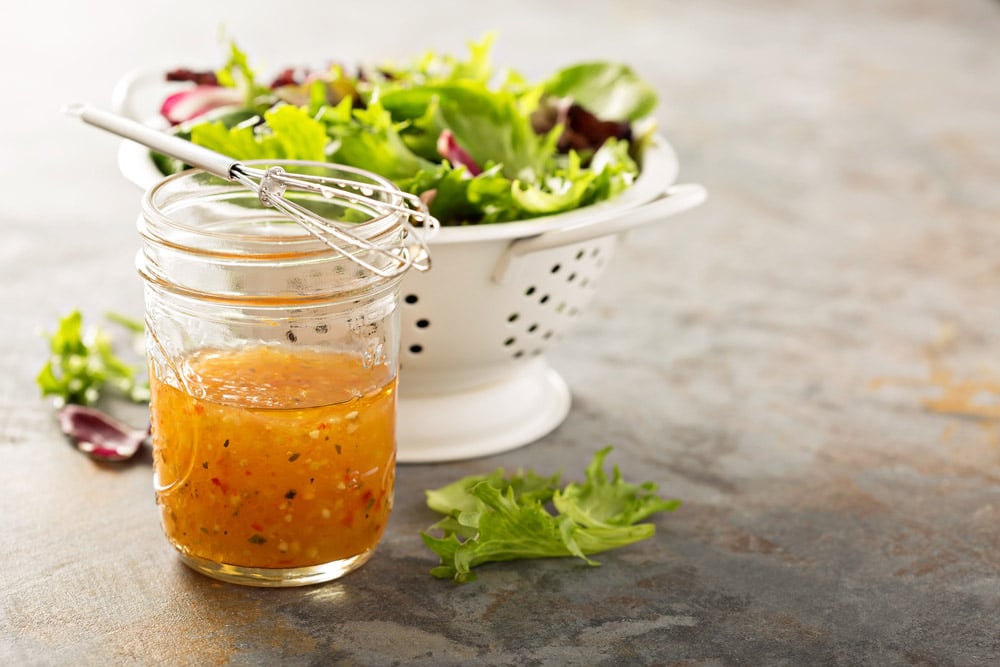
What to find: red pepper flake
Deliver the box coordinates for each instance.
[318,423,327,430]
[251,522,264,532]
[210,477,228,493]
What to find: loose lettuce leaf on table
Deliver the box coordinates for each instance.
[37,311,148,407]
[425,466,562,516]
[553,447,681,529]
[421,446,680,583]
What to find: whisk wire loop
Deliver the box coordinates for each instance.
[69,104,436,279]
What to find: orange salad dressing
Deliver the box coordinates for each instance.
[150,346,396,569]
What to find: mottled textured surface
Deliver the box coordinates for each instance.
[3,1,1000,665]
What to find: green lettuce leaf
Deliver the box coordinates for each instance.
[191,104,328,163]
[425,466,561,515]
[383,32,497,87]
[399,164,519,225]
[37,311,148,407]
[324,99,436,181]
[542,62,658,121]
[380,81,560,180]
[214,41,271,105]
[553,446,681,529]
[421,447,680,583]
[510,140,638,216]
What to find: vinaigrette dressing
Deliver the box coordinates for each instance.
[151,346,396,570]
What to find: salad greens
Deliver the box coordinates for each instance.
[36,310,148,407]
[421,447,680,583]
[158,34,659,225]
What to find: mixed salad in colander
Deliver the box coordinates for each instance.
[152,34,660,226]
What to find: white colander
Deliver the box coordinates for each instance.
[394,137,705,462]
[112,74,704,463]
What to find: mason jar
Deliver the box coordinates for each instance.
[138,161,416,587]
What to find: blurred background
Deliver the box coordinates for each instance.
[6,0,998,411]
[5,0,1000,472]
[3,0,994,314]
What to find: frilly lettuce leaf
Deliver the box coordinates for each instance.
[323,99,437,180]
[214,41,272,107]
[511,139,637,216]
[421,446,680,583]
[190,104,327,162]
[425,465,561,516]
[382,32,497,87]
[553,446,681,529]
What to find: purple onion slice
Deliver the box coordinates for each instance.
[57,404,150,462]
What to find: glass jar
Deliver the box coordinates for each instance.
[138,161,412,587]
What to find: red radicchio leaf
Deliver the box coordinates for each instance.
[436,130,482,176]
[160,86,244,125]
[57,405,149,462]
[531,98,632,154]
[165,68,219,86]
[557,103,632,153]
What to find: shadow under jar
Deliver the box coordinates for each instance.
[138,161,411,587]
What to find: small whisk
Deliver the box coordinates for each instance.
[64,104,436,278]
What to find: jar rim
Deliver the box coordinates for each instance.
[141,159,406,255]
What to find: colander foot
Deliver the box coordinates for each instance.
[396,358,570,463]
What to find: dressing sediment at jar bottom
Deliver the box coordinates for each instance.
[150,346,396,569]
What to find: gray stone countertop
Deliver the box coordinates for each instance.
[3,1,999,664]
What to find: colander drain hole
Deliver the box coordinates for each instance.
[403,293,424,356]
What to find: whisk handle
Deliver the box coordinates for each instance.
[65,104,239,180]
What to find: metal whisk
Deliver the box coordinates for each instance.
[64,104,436,278]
